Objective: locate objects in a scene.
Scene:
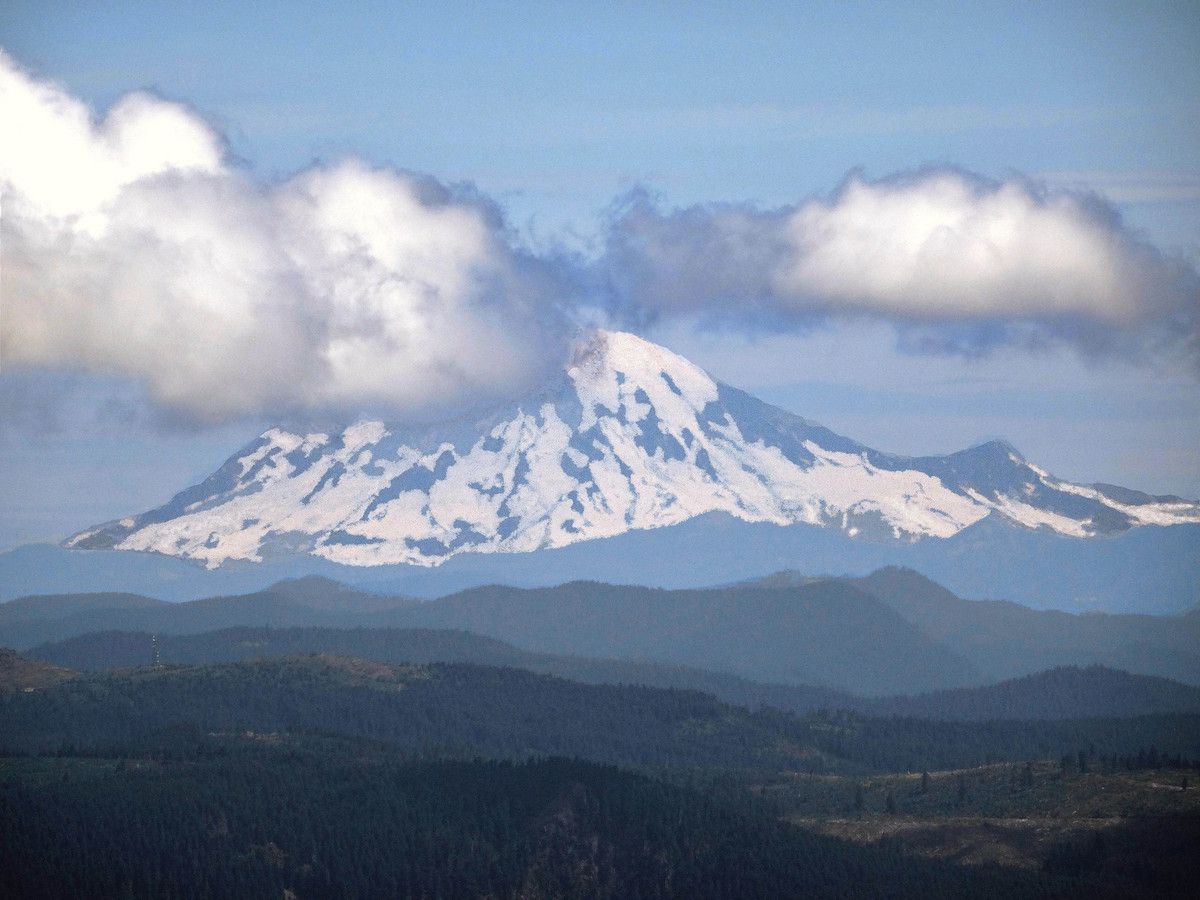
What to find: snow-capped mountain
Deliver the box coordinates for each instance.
[67,331,1200,568]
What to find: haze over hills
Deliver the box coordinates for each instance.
[746,566,1200,684]
[6,571,1199,694]
[64,331,1199,573]
[25,624,851,716]
[0,577,414,651]
[373,580,981,695]
[851,568,1200,681]
[25,625,1200,722]
[5,513,1198,613]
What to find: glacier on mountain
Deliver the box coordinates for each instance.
[67,331,1200,567]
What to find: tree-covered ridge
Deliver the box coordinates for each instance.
[29,626,540,675]
[0,655,832,772]
[0,747,1073,900]
[803,708,1200,773]
[0,647,74,693]
[873,665,1200,721]
[6,569,1198,693]
[27,625,863,712]
[849,567,1200,684]
[28,627,1200,721]
[4,654,1200,775]
[0,581,414,652]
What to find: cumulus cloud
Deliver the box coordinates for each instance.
[0,50,570,423]
[603,171,1199,359]
[2,48,1196,428]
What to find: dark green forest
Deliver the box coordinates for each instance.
[4,571,1200,898]
[2,746,1086,900]
[28,625,1200,721]
[5,656,1200,774]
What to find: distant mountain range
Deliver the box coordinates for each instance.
[5,512,1198,613]
[63,330,1199,572]
[6,569,1198,695]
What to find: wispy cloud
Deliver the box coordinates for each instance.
[1040,170,1200,205]
[649,101,1123,138]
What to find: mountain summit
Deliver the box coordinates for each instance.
[68,331,1200,568]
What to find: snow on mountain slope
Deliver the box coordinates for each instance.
[67,331,1200,567]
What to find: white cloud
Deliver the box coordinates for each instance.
[1,47,1196,427]
[0,55,223,227]
[606,171,1198,357]
[779,174,1145,321]
[0,50,568,423]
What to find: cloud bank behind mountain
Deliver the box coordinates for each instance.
[1,49,1195,424]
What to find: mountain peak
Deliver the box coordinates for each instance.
[957,439,1024,463]
[568,329,719,418]
[578,329,705,376]
[65,332,1200,567]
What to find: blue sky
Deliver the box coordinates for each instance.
[1,1,1198,548]
[5,1,1199,242]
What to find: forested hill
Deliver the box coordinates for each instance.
[0,655,830,772]
[3,579,980,694]
[30,626,542,672]
[874,666,1200,721]
[849,567,1200,683]
[7,569,1200,693]
[0,578,414,651]
[0,647,74,693]
[370,580,983,694]
[5,649,1200,897]
[28,626,858,711]
[0,750,1065,900]
[27,627,1200,722]
[736,567,1200,686]
[4,654,1200,774]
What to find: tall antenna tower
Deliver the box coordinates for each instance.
[151,634,162,669]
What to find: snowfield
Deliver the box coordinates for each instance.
[68,331,1200,567]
